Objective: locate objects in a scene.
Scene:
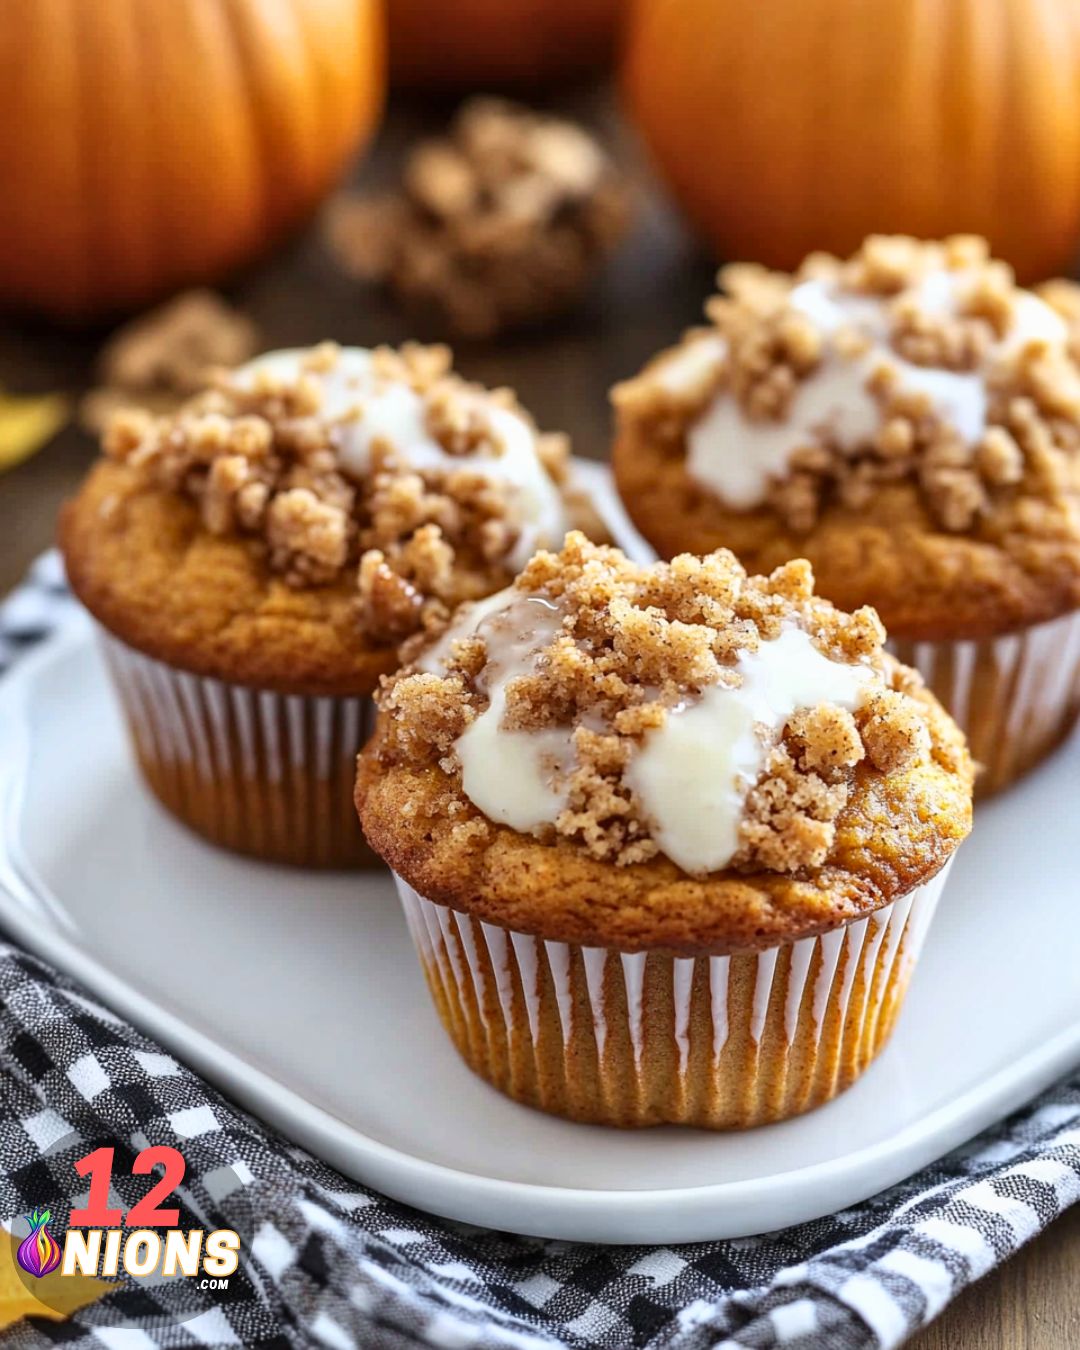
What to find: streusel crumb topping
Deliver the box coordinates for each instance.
[376,534,957,877]
[104,343,570,645]
[613,235,1080,536]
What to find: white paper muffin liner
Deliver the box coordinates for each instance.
[101,631,375,868]
[890,609,1080,796]
[392,860,953,1129]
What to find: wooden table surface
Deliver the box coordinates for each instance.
[0,93,1076,1349]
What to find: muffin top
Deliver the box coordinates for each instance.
[61,343,578,695]
[357,534,973,952]
[613,236,1080,638]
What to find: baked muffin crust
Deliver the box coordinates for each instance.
[61,343,580,694]
[357,535,973,951]
[612,237,1080,639]
[62,460,392,697]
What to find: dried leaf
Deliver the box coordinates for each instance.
[0,1232,111,1326]
[0,388,68,472]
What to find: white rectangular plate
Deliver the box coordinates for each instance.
[2,585,1079,1242]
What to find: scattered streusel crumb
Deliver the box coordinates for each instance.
[79,291,259,434]
[376,533,941,876]
[326,99,632,339]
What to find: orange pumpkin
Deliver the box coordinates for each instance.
[389,0,620,88]
[623,0,1080,282]
[0,0,385,320]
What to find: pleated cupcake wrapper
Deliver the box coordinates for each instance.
[889,608,1080,797]
[101,631,376,868]
[394,860,952,1129]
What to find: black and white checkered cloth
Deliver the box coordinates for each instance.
[1,554,1079,1350]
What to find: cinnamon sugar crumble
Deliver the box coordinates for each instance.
[614,235,1080,535]
[377,534,945,876]
[326,98,632,339]
[103,343,571,645]
[80,291,260,434]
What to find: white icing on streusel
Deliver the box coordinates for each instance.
[686,270,1067,511]
[435,592,574,832]
[426,591,878,873]
[624,628,873,873]
[237,348,568,567]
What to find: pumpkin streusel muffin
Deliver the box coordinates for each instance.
[356,533,973,1129]
[612,236,1080,796]
[60,342,589,868]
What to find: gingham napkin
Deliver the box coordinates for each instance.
[1,553,1079,1350]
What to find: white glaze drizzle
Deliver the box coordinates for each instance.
[236,348,567,568]
[625,628,873,874]
[430,589,877,876]
[432,593,575,836]
[686,269,1068,510]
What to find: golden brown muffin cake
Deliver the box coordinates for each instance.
[61,342,584,867]
[357,534,973,1128]
[612,236,1080,794]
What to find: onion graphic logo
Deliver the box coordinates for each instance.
[16,1208,62,1278]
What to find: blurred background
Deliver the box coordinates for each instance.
[1,1,1079,1340]
[7,0,1080,593]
